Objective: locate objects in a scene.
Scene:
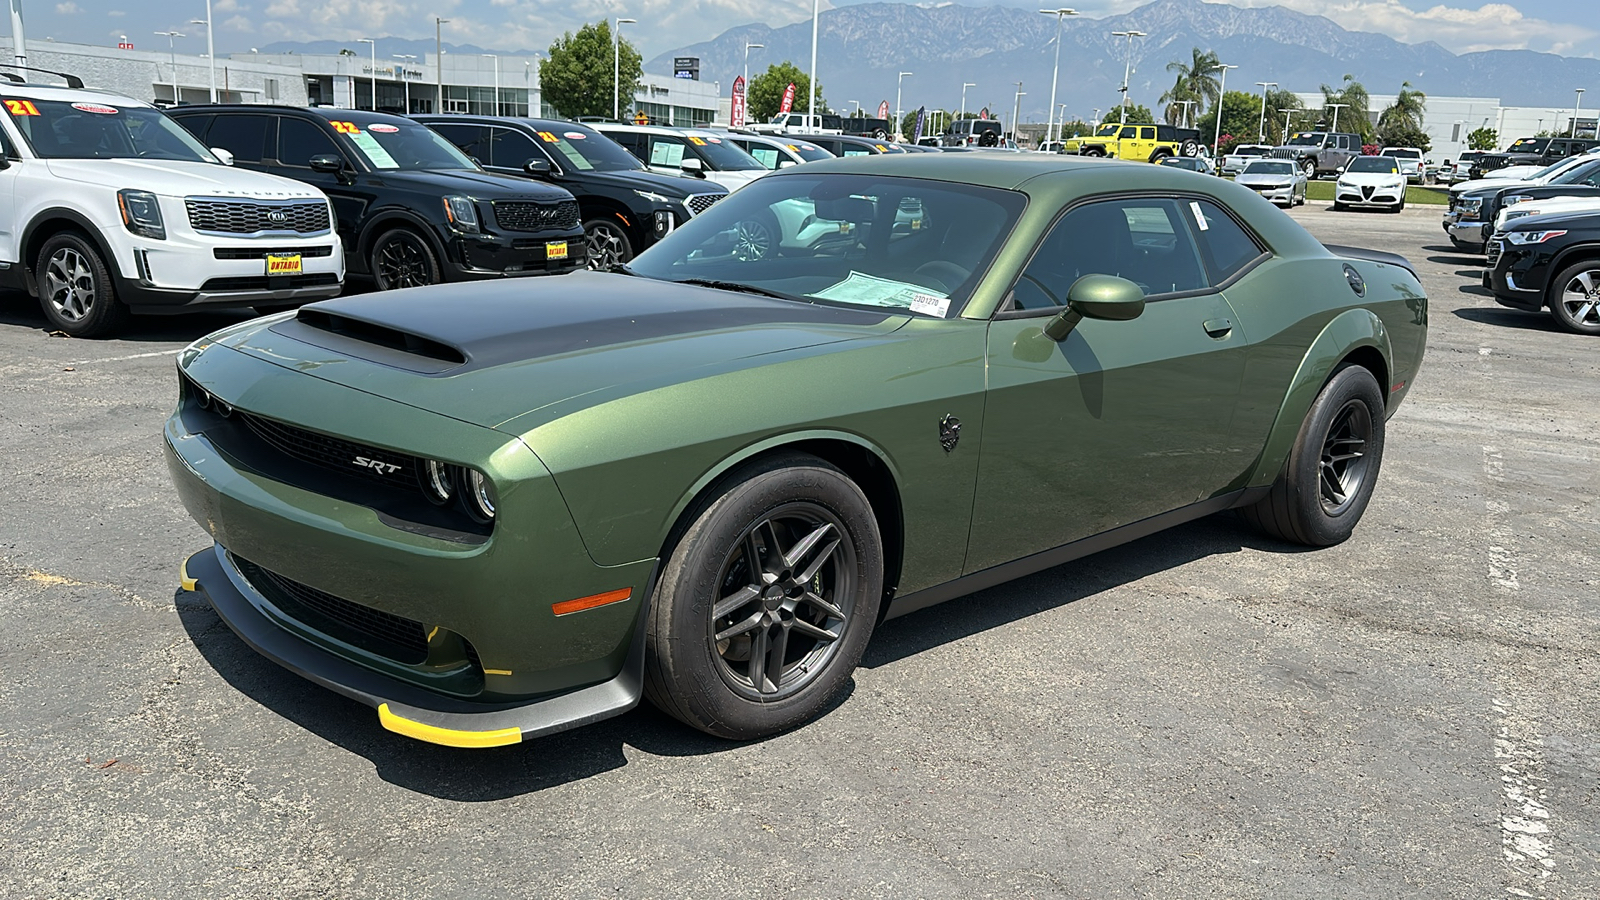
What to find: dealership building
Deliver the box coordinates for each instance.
[0,36,721,125]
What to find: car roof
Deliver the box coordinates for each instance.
[0,84,147,107]
[593,122,688,136]
[171,104,416,126]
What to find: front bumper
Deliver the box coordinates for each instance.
[1243,183,1297,204]
[1486,240,1550,311]
[115,233,345,312]
[1336,183,1405,207]
[444,229,585,281]
[1443,216,1489,248]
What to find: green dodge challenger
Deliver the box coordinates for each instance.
[166,155,1427,748]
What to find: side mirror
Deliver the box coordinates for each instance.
[1042,274,1145,342]
[1336,164,1347,174]
[777,159,796,168]
[309,154,344,174]
[522,157,551,177]
[680,157,704,175]
[210,147,235,166]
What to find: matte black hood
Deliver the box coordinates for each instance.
[365,167,573,201]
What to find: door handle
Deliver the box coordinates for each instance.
[1203,317,1233,338]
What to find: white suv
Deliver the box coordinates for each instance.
[0,83,343,336]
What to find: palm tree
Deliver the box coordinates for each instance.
[1159,74,1200,126]
[1166,48,1222,116]
[1378,81,1426,131]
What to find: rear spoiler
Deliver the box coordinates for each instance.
[1324,243,1418,280]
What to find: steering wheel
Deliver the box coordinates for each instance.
[911,260,970,294]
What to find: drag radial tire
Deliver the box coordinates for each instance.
[36,231,128,338]
[644,453,884,739]
[1241,365,1387,547]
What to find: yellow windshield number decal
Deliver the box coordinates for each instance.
[536,131,560,143]
[330,121,361,134]
[4,99,39,116]
[688,136,706,146]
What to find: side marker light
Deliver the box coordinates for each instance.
[552,588,632,617]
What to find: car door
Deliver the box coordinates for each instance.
[0,126,20,264]
[272,116,365,251]
[966,196,1248,572]
[201,113,271,173]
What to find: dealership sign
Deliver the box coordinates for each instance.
[731,76,747,128]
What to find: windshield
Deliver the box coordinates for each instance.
[786,141,834,162]
[627,172,1027,318]
[1552,160,1600,185]
[1382,148,1421,158]
[1095,123,1120,136]
[1287,133,1326,146]
[685,134,766,171]
[1524,158,1577,180]
[1243,160,1295,176]
[1347,157,1399,174]
[529,124,642,172]
[1507,138,1548,153]
[5,98,214,161]
[331,119,476,170]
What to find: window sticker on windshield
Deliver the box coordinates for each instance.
[552,141,594,171]
[563,131,587,140]
[71,103,119,115]
[1190,201,1210,231]
[688,136,706,146]
[369,123,399,133]
[536,130,560,143]
[649,141,685,167]
[330,120,362,134]
[707,136,722,143]
[3,99,39,116]
[810,271,950,313]
[347,130,399,168]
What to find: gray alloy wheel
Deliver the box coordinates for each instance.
[370,228,440,290]
[1301,158,1316,179]
[1548,261,1600,335]
[583,219,633,271]
[36,232,127,337]
[730,213,777,262]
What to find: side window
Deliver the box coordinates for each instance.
[1140,126,1156,141]
[489,127,543,169]
[204,115,268,163]
[1187,199,1266,285]
[647,135,686,167]
[172,114,213,143]
[1119,127,1136,140]
[609,131,644,159]
[277,117,340,167]
[428,123,488,161]
[1011,199,1208,311]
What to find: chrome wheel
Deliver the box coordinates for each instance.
[1319,399,1373,516]
[730,217,775,262]
[1558,268,1600,328]
[710,504,855,700]
[44,247,96,322]
[584,220,631,271]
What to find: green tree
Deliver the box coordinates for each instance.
[541,21,641,119]
[1195,90,1258,152]
[1159,74,1200,126]
[1260,87,1304,145]
[1319,74,1375,144]
[1164,48,1222,118]
[1467,126,1498,151]
[1104,103,1155,125]
[748,62,825,123]
[900,108,948,140]
[1378,82,1426,132]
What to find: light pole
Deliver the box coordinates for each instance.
[482,54,499,115]
[614,17,636,121]
[808,0,819,130]
[155,31,184,105]
[1327,101,1349,135]
[1176,99,1195,129]
[960,81,975,119]
[1011,81,1025,143]
[189,14,215,103]
[1111,29,1146,109]
[435,17,448,114]
[849,99,860,117]
[1573,88,1587,139]
[1039,8,1077,148]
[743,41,763,88]
[1212,63,1237,154]
[395,54,416,113]
[1278,108,1295,144]
[1254,81,1276,142]
[895,71,912,141]
[356,38,375,110]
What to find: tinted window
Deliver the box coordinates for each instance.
[1188,199,1265,285]
[5,99,213,161]
[686,133,766,170]
[428,122,490,162]
[172,113,213,142]
[205,115,268,163]
[277,116,340,167]
[1140,127,1156,140]
[520,123,641,172]
[1347,157,1399,174]
[1012,199,1208,310]
[741,143,781,169]
[489,127,542,169]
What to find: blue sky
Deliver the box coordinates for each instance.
[25,0,1600,61]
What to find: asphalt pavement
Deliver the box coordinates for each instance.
[0,203,1596,899]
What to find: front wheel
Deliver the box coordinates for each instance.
[1240,365,1386,546]
[644,454,884,739]
[583,218,634,271]
[37,232,128,337]
[1547,260,1600,335]
[1301,158,1316,179]
[369,228,441,290]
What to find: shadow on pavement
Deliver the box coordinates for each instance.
[0,289,256,344]
[1452,306,1560,332]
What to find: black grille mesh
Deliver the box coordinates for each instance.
[492,200,580,233]
[686,194,721,216]
[232,556,429,664]
[213,246,336,260]
[185,199,331,235]
[237,410,422,492]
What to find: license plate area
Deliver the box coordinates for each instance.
[266,254,303,275]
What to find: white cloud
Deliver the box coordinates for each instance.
[1216,0,1598,56]
[55,2,82,13]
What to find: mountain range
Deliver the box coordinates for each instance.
[644,0,1600,122]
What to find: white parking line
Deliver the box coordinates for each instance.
[67,348,182,366]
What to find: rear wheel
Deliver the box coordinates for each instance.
[369,228,440,290]
[1241,365,1386,546]
[1547,260,1600,335]
[37,232,127,338]
[644,454,884,739]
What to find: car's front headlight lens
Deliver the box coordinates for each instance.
[118,189,165,240]
[1505,229,1566,245]
[1503,194,1532,207]
[421,459,454,505]
[467,469,496,521]
[442,195,480,233]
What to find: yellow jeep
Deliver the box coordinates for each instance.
[1063,123,1203,162]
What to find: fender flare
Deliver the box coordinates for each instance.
[18,207,123,296]
[1545,243,1600,287]
[1245,308,1392,490]
[353,208,450,276]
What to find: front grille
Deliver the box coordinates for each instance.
[213,246,335,260]
[199,273,340,292]
[492,200,580,233]
[1487,240,1503,266]
[186,199,331,235]
[685,193,722,217]
[1271,148,1296,160]
[232,556,429,664]
[236,409,422,490]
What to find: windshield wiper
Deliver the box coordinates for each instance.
[674,278,797,301]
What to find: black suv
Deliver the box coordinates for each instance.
[1486,210,1600,335]
[170,106,584,289]
[1470,137,1600,179]
[415,116,727,269]
[805,135,907,156]
[1455,157,1600,250]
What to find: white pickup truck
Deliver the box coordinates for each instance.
[749,113,842,136]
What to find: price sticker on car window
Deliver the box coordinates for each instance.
[688,136,706,146]
[536,131,560,144]
[4,99,39,116]
[330,121,362,134]
[1190,200,1210,231]
[909,292,950,317]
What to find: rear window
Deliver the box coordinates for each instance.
[1381,148,1421,159]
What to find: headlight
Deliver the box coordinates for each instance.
[421,459,454,505]
[634,189,671,205]
[118,189,165,240]
[1503,195,1532,207]
[442,195,480,233]
[1505,229,1566,245]
[466,469,496,521]
[1462,197,1483,210]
